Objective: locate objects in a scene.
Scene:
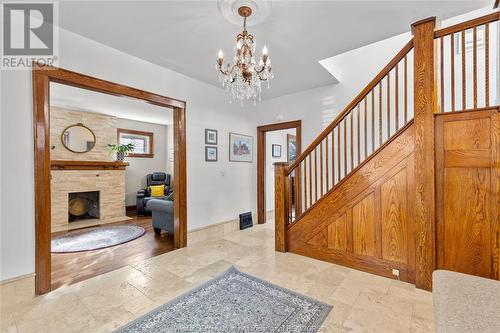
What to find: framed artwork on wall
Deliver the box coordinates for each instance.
[205,146,218,162]
[205,129,218,145]
[287,134,297,162]
[272,144,282,158]
[229,133,253,162]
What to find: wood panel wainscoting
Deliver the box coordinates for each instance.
[32,63,187,295]
[435,107,500,280]
[286,123,416,283]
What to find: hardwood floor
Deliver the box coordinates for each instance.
[51,215,174,290]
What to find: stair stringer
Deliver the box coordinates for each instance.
[287,123,417,283]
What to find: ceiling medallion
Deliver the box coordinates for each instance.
[216,5,274,105]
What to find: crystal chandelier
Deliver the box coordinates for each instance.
[216,6,274,105]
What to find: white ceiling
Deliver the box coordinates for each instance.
[50,82,173,125]
[58,1,490,100]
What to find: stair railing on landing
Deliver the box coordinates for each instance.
[434,12,499,113]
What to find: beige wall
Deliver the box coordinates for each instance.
[50,107,116,161]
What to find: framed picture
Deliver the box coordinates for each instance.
[205,146,217,162]
[205,129,218,145]
[272,144,282,158]
[287,134,297,162]
[229,133,253,162]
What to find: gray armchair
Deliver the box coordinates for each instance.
[146,199,174,236]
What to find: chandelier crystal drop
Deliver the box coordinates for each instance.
[216,6,274,105]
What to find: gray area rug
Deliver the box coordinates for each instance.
[115,266,332,333]
[51,225,146,253]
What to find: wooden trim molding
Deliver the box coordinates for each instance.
[32,63,187,294]
[117,128,154,158]
[51,160,129,170]
[412,17,436,291]
[257,120,302,224]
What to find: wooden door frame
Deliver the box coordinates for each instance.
[32,63,187,294]
[257,120,302,224]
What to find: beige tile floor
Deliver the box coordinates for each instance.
[0,221,434,332]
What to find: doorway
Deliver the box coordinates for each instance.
[32,64,187,294]
[257,120,302,224]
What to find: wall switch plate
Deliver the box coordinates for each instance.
[392,269,400,277]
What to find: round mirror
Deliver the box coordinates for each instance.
[61,123,96,153]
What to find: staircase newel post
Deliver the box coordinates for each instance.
[274,162,288,252]
[412,17,437,291]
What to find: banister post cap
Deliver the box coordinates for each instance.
[411,16,436,35]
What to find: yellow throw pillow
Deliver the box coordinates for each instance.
[150,185,165,197]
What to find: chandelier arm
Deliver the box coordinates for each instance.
[255,65,266,74]
[256,72,268,81]
[218,65,229,76]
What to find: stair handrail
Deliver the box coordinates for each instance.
[285,39,414,176]
[433,11,499,38]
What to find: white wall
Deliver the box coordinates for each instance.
[0,26,257,281]
[265,129,296,210]
[116,118,170,206]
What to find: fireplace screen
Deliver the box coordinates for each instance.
[68,191,100,222]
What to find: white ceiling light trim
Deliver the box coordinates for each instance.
[217,0,272,27]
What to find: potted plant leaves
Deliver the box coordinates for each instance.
[107,143,135,161]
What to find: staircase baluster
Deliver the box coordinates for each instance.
[357,104,361,166]
[325,134,329,190]
[308,155,312,207]
[461,30,466,110]
[440,36,444,113]
[337,125,341,182]
[387,73,391,139]
[379,82,383,147]
[485,23,489,107]
[350,112,354,172]
[364,97,368,160]
[404,55,408,122]
[473,26,477,109]
[396,63,400,127]
[343,120,347,177]
[331,130,335,184]
[372,90,375,153]
[314,147,318,203]
[451,33,455,112]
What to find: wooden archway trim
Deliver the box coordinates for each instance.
[32,63,187,294]
[257,120,302,224]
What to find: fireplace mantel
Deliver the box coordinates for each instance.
[51,160,129,170]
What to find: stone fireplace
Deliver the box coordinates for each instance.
[50,161,129,232]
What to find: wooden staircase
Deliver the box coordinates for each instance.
[274,12,500,290]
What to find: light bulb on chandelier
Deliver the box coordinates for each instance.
[216,6,274,105]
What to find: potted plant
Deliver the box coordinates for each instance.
[106,143,135,161]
